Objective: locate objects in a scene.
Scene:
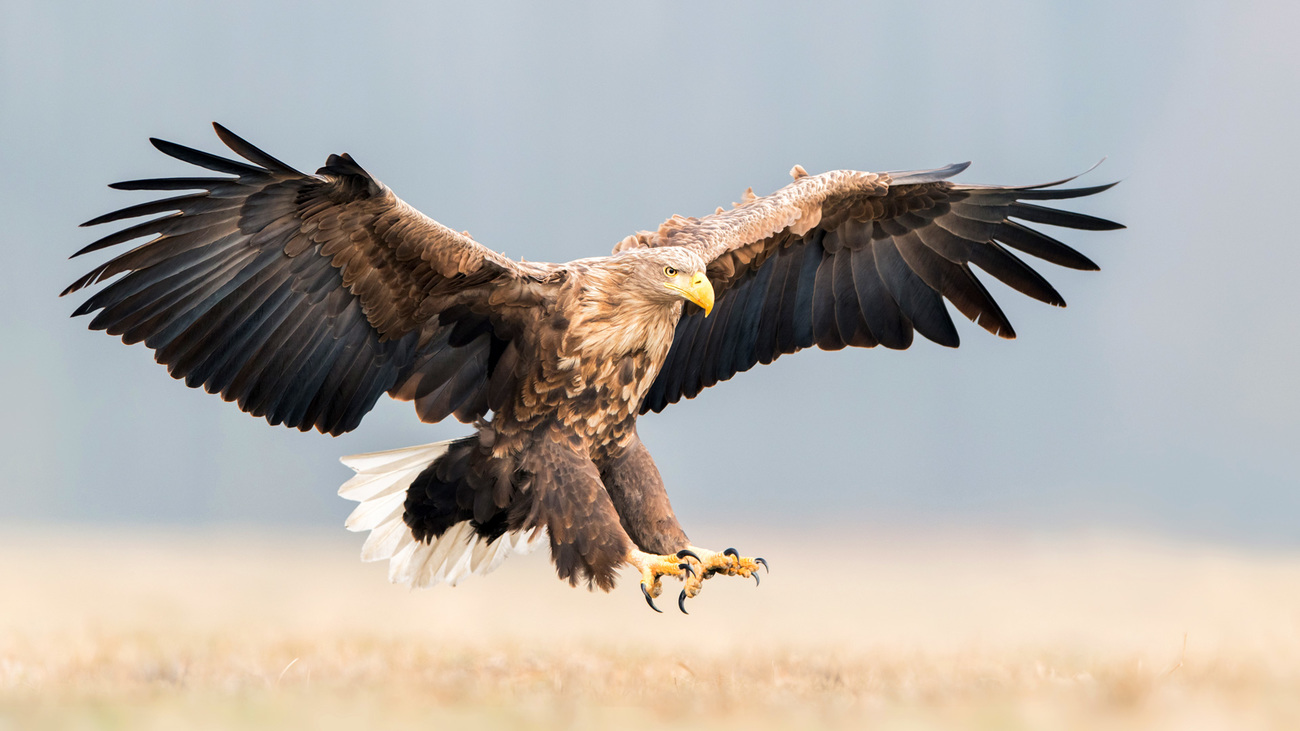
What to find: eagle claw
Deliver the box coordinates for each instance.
[641,583,663,613]
[629,549,695,613]
[675,545,769,605]
[630,547,764,612]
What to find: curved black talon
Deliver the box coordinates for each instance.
[642,584,663,613]
[753,572,761,587]
[723,547,740,559]
[679,562,695,578]
[676,549,701,562]
[755,557,769,573]
[678,589,689,614]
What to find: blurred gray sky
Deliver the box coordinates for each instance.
[2,1,1297,544]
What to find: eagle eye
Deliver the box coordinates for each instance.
[664,266,678,277]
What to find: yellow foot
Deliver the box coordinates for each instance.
[626,549,694,613]
[675,546,768,614]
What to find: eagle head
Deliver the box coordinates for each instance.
[612,247,714,317]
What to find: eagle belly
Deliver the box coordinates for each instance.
[534,300,679,459]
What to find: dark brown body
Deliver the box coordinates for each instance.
[404,265,692,589]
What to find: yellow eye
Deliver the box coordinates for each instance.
[664,266,678,277]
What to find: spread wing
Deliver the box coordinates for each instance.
[65,124,555,435]
[638,163,1123,413]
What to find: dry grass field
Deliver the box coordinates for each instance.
[2,524,1299,730]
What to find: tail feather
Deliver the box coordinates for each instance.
[339,441,448,474]
[338,438,544,589]
[343,489,406,532]
[359,516,409,562]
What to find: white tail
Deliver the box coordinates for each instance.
[338,440,544,589]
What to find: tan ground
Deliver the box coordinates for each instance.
[2,524,1298,730]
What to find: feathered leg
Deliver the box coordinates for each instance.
[515,429,634,591]
[599,434,690,555]
[599,433,765,613]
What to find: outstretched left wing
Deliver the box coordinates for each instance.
[64,124,552,435]
[635,163,1123,413]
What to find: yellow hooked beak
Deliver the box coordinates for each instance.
[666,271,715,316]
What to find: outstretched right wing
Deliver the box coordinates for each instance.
[636,163,1123,413]
[64,124,553,435]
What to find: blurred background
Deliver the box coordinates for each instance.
[2,0,1297,546]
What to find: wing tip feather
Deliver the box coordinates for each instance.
[211,122,300,174]
[887,161,971,186]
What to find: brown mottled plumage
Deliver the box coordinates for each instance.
[65,125,1122,608]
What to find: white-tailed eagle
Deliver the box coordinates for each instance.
[64,125,1122,612]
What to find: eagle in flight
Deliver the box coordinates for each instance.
[64,124,1122,613]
